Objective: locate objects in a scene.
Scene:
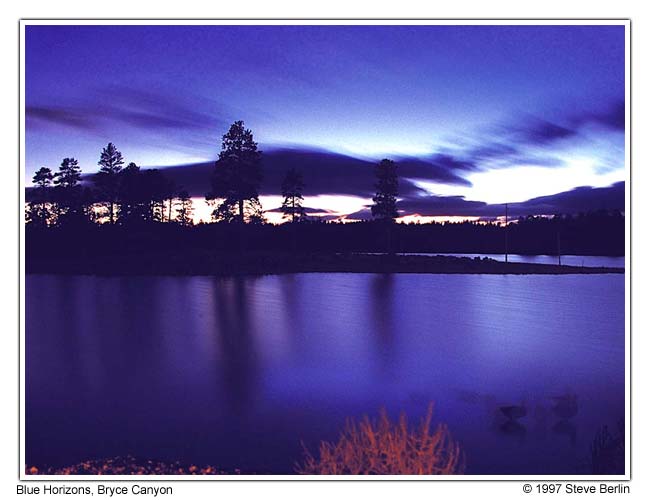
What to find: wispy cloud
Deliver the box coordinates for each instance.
[26,85,227,136]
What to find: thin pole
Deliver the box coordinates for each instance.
[557,229,561,266]
[505,203,508,263]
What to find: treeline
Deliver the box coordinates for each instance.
[26,210,624,272]
[25,121,311,228]
[26,145,194,228]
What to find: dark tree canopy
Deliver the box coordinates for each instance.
[94,143,125,224]
[141,169,174,223]
[207,121,263,223]
[118,162,146,224]
[27,167,54,226]
[53,157,86,225]
[281,167,306,223]
[33,166,54,190]
[371,159,398,222]
[54,158,81,189]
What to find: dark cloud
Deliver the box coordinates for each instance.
[392,182,624,218]
[397,195,490,217]
[570,99,625,132]
[510,181,624,216]
[96,86,223,131]
[343,208,372,220]
[462,139,565,169]
[505,99,625,149]
[513,117,576,146]
[466,142,519,161]
[26,106,97,130]
[397,154,476,186]
[265,206,337,215]
[26,86,225,135]
[448,99,625,171]
[151,148,473,199]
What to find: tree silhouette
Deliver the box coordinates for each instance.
[281,167,306,223]
[371,159,398,221]
[245,198,266,225]
[175,190,194,226]
[141,169,173,222]
[53,157,84,225]
[372,159,398,254]
[94,143,124,224]
[27,167,54,226]
[162,178,176,223]
[207,121,262,223]
[118,162,146,224]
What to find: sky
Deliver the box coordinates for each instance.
[25,24,626,222]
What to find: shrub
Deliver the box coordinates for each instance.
[297,404,464,475]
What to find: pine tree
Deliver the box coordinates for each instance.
[281,167,306,223]
[371,159,398,221]
[118,162,145,224]
[94,143,124,224]
[206,121,262,223]
[141,169,170,222]
[27,167,54,226]
[371,159,399,254]
[53,157,84,225]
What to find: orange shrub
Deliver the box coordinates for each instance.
[297,404,464,475]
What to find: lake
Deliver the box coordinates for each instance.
[25,272,625,475]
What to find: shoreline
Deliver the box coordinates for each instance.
[25,253,624,277]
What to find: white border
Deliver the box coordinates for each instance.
[18,18,631,482]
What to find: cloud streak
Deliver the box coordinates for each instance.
[26,86,227,136]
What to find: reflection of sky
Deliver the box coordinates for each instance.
[25,24,625,219]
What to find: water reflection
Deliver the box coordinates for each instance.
[26,273,625,474]
[211,277,260,415]
[370,274,396,377]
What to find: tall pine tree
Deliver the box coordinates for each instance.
[53,157,83,225]
[27,167,54,226]
[94,143,124,224]
[371,159,399,254]
[371,159,398,221]
[281,167,306,223]
[207,121,263,223]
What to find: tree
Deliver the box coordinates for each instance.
[94,143,124,224]
[206,121,262,223]
[27,167,54,226]
[162,177,176,223]
[118,162,146,224]
[141,169,172,222]
[281,167,306,223]
[371,159,398,221]
[174,190,194,226]
[53,157,84,225]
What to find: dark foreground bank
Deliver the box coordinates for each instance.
[26,252,624,276]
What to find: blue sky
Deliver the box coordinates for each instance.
[25,24,626,221]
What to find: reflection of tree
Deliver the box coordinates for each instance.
[370,274,396,376]
[213,277,259,415]
[278,275,307,354]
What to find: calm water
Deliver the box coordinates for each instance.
[26,273,625,474]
